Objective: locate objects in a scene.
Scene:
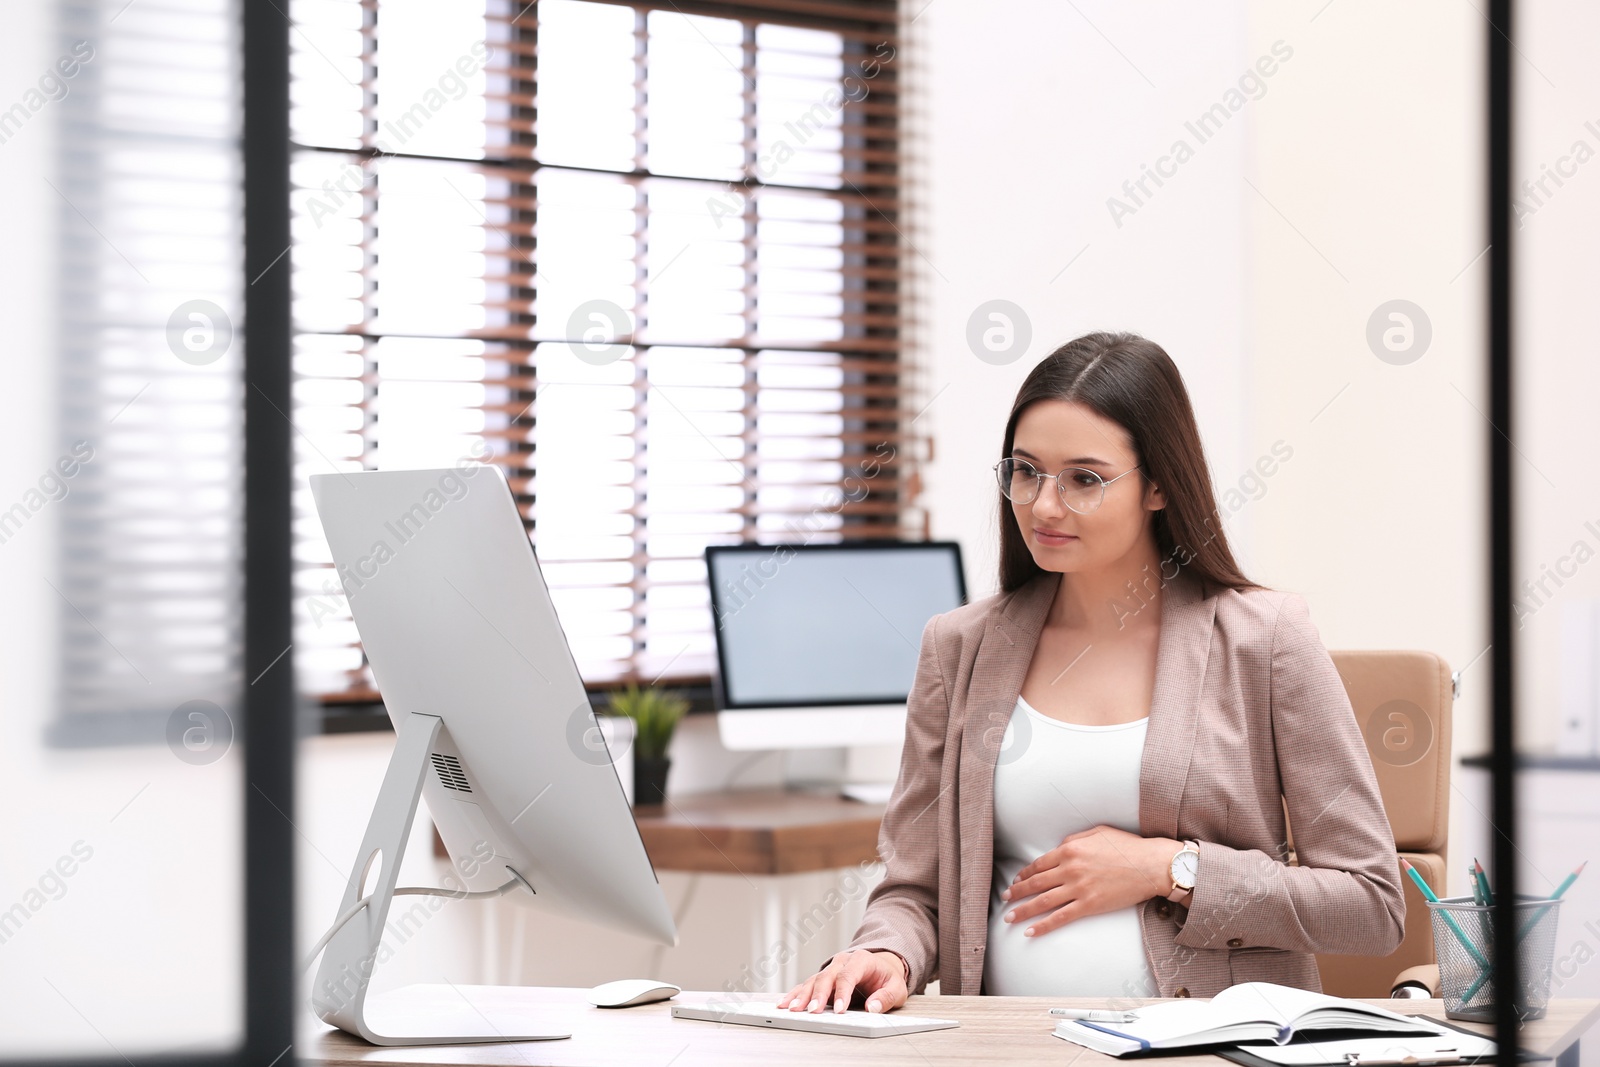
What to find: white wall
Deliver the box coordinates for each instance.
[909,1,1253,600]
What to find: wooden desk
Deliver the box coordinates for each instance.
[306,987,1600,1067]
[632,789,886,874]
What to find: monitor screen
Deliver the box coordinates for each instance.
[706,542,966,708]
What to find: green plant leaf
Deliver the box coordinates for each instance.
[602,682,687,760]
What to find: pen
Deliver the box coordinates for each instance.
[1050,1008,1139,1022]
[1345,1050,1462,1066]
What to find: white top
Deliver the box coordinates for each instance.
[983,694,1157,997]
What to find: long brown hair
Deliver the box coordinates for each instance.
[997,331,1262,597]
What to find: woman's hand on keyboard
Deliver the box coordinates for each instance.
[777,949,909,1014]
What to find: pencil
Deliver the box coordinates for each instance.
[1402,859,1491,970]
[1516,861,1586,940]
[1462,862,1494,1005]
[1473,860,1494,906]
[1550,860,1586,901]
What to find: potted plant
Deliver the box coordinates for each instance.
[606,682,688,808]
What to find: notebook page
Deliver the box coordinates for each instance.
[1215,983,1448,1037]
[1082,997,1284,1047]
[1213,982,1332,1025]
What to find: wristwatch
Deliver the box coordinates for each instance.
[1168,840,1200,901]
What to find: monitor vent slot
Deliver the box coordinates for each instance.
[430,752,472,793]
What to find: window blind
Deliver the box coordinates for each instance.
[288,0,918,699]
[48,0,245,744]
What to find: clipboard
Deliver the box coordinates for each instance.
[1215,1016,1550,1067]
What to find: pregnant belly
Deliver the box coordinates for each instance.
[983,896,1157,998]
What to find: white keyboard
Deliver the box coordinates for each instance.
[671,999,959,1038]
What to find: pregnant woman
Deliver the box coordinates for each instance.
[780,331,1404,1014]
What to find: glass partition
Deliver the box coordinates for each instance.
[1509,2,1600,1064]
[0,0,250,1058]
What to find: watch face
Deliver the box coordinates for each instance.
[1171,849,1199,888]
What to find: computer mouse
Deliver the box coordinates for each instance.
[587,978,682,1008]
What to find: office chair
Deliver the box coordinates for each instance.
[1298,650,1456,998]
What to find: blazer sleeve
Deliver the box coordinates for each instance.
[834,613,950,993]
[1173,592,1407,957]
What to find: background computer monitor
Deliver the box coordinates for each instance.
[308,466,676,1044]
[705,541,966,750]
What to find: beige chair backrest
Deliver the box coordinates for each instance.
[1310,650,1454,997]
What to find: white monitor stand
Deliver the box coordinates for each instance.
[717,706,906,802]
[312,712,564,1045]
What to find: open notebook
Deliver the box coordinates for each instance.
[1053,982,1449,1057]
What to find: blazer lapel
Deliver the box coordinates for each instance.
[1139,572,1217,842]
[953,568,1217,991]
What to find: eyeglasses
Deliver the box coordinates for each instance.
[993,457,1141,514]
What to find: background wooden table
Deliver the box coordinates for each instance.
[631,788,886,874]
[305,987,1600,1067]
[434,788,887,875]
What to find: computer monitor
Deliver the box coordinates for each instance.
[705,541,967,751]
[307,465,676,1045]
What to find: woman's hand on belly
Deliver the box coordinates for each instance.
[999,825,1179,937]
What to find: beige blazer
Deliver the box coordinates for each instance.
[844,568,1405,998]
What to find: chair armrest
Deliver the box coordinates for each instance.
[1390,964,1440,998]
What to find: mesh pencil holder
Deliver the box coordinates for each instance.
[1426,894,1563,1021]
